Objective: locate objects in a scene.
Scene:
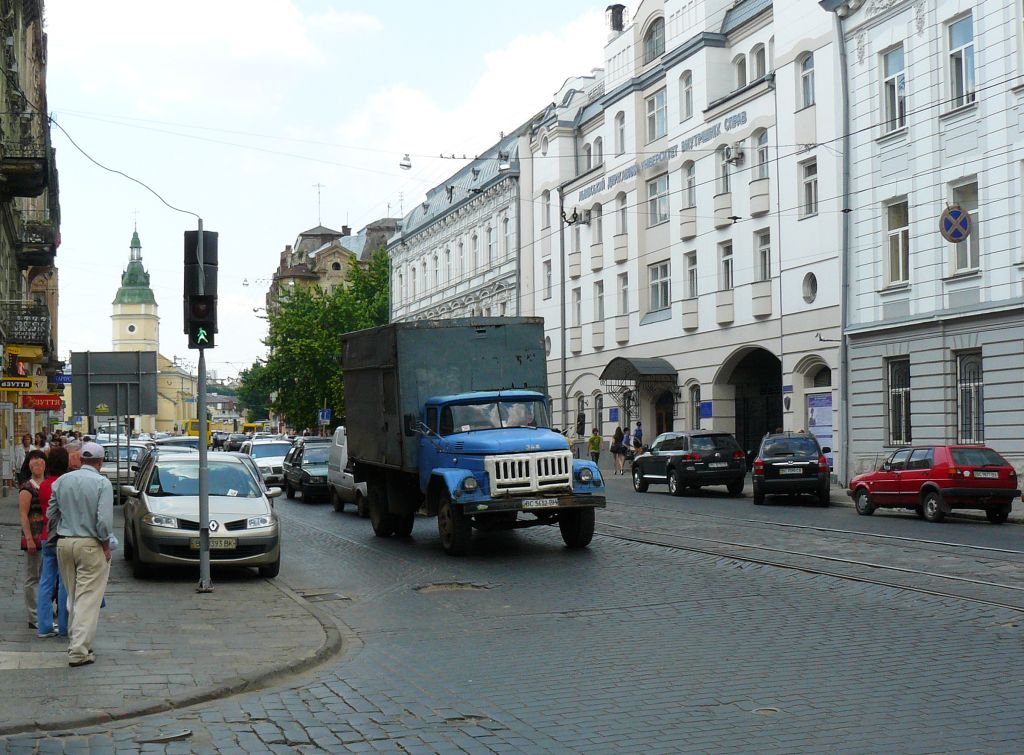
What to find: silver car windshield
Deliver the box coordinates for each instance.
[147,461,262,498]
[251,443,291,459]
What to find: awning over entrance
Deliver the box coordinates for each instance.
[599,357,677,401]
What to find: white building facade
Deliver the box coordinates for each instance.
[535,0,842,459]
[821,0,1024,476]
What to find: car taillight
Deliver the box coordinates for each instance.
[948,466,962,478]
[733,450,745,461]
[818,455,829,473]
[680,453,696,461]
[753,458,764,475]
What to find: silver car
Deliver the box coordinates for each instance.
[122,452,282,578]
[101,443,149,490]
[240,439,292,486]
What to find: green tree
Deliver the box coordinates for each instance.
[236,361,271,420]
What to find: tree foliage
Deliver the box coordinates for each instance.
[240,248,390,431]
[235,361,270,421]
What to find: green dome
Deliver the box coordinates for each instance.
[112,230,157,305]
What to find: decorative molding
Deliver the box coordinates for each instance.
[914,0,926,36]
[866,0,902,16]
[856,32,867,65]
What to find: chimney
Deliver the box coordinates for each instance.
[342,225,351,236]
[606,4,626,32]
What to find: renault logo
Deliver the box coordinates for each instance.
[209,520,220,532]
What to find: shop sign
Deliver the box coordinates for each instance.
[51,374,73,384]
[94,402,111,414]
[22,393,62,410]
[0,377,33,391]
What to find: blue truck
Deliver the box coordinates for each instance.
[340,318,605,555]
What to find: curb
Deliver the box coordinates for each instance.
[0,577,348,737]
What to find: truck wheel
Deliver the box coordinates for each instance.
[854,489,875,516]
[559,507,595,549]
[394,512,415,537]
[331,488,345,513]
[355,491,368,518]
[987,505,1011,525]
[368,483,396,537]
[632,467,648,493]
[667,470,684,497]
[438,496,471,556]
[922,491,945,523]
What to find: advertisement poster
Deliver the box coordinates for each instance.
[807,393,834,468]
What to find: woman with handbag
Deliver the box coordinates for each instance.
[611,427,626,475]
[18,449,47,629]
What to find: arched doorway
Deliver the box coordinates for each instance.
[726,348,782,457]
[655,390,675,435]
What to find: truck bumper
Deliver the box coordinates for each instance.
[458,494,606,514]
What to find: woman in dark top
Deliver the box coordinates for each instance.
[18,449,47,629]
[36,447,69,638]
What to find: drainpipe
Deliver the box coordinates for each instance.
[514,174,522,316]
[833,7,853,484]
[557,185,568,432]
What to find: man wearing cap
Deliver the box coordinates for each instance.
[47,441,113,667]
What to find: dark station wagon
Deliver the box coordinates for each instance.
[752,432,832,506]
[631,431,747,496]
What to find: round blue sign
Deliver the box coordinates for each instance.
[940,205,971,243]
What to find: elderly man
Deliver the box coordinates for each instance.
[65,439,82,471]
[48,441,113,667]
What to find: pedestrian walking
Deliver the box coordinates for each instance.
[36,447,69,638]
[611,426,626,475]
[65,439,82,471]
[13,433,33,483]
[588,427,602,465]
[18,449,47,628]
[634,421,644,445]
[48,442,114,667]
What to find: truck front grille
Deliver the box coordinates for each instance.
[485,451,573,496]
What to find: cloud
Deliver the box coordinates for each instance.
[306,10,382,36]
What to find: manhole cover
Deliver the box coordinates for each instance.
[752,707,780,716]
[415,582,493,593]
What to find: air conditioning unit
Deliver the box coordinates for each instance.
[726,143,745,165]
[581,210,592,225]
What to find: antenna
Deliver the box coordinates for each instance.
[312,183,326,225]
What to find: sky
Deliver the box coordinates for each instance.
[46,0,606,380]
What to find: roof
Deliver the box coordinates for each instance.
[600,357,676,381]
[112,259,156,305]
[721,0,772,35]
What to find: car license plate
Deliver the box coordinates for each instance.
[522,498,558,509]
[190,537,237,550]
[780,468,803,475]
[708,462,728,469]
[974,471,999,479]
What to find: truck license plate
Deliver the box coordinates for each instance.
[522,498,558,509]
[190,538,237,550]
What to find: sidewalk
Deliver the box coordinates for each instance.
[0,495,342,736]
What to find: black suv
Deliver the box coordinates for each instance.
[752,432,831,506]
[282,437,331,501]
[631,431,747,496]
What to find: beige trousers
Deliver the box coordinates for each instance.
[24,548,41,625]
[57,537,109,662]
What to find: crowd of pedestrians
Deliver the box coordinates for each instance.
[585,421,645,475]
[15,429,113,667]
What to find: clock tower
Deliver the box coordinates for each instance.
[111,228,159,352]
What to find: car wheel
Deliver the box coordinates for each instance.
[854,489,876,516]
[753,487,765,505]
[437,494,471,556]
[726,478,744,496]
[922,491,945,523]
[986,505,1011,525]
[632,467,648,493]
[130,530,149,579]
[258,556,281,578]
[817,488,830,507]
[331,488,345,512]
[668,470,684,497]
[299,483,308,502]
[559,507,595,549]
[122,524,134,560]
[285,480,295,499]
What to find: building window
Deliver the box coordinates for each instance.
[541,190,551,229]
[618,272,629,315]
[882,45,907,132]
[594,137,603,166]
[752,44,766,79]
[422,260,428,291]
[690,384,701,430]
[754,130,769,179]
[542,260,552,299]
[956,352,984,443]
[583,143,593,171]
[756,230,771,281]
[573,225,581,253]
[948,14,976,109]
[720,242,734,291]
[799,53,815,108]
[646,88,667,142]
[411,267,417,298]
[648,261,670,312]
[717,146,730,194]
[398,272,404,302]
[733,55,747,90]
[472,234,479,268]
[952,181,979,272]
[617,192,628,235]
[647,174,669,227]
[458,242,465,277]
[685,251,697,298]
[680,71,693,121]
[571,287,581,327]
[800,160,818,216]
[594,280,605,321]
[886,199,910,284]
[444,249,451,281]
[887,358,912,445]
[683,162,696,207]
[592,204,603,243]
[643,17,665,64]
[486,226,495,263]
[614,111,625,155]
[503,217,512,256]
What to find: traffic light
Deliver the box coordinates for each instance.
[187,295,216,349]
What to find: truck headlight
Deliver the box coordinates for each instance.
[142,513,179,529]
[462,476,478,492]
[577,467,594,484]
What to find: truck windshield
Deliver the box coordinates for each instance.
[440,399,550,435]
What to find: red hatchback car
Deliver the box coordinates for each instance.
[847,445,1021,523]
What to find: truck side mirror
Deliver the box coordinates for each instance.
[403,413,417,437]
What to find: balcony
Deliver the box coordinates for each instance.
[1,303,52,350]
[749,177,770,217]
[590,241,604,271]
[714,192,733,229]
[679,206,696,240]
[751,280,773,318]
[715,289,734,325]
[1,116,51,198]
[17,218,57,268]
[681,297,698,330]
[613,233,628,264]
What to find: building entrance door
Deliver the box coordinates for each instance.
[655,391,674,435]
[725,349,782,460]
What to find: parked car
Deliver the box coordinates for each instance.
[282,438,330,501]
[240,439,292,487]
[847,445,1021,523]
[223,433,248,452]
[326,426,367,515]
[752,432,831,506]
[101,442,149,500]
[631,431,747,496]
[156,436,201,450]
[121,451,282,578]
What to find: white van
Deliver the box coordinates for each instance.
[327,426,366,515]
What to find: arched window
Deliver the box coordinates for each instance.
[472,234,479,268]
[717,145,730,194]
[422,260,428,290]
[444,248,451,281]
[432,255,439,286]
[616,192,628,235]
[331,261,341,271]
[398,272,404,303]
[614,112,625,155]
[592,204,603,243]
[799,53,815,108]
[679,71,693,121]
[813,366,832,387]
[503,217,512,256]
[541,190,551,229]
[411,266,417,298]
[576,394,586,437]
[733,55,747,89]
[584,143,593,171]
[593,393,604,432]
[752,44,766,79]
[643,18,665,64]
[486,226,495,263]
[682,161,696,207]
[458,242,465,277]
[593,137,603,166]
[689,384,701,430]
[753,129,769,179]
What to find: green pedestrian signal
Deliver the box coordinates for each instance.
[196,327,209,344]
[187,295,216,349]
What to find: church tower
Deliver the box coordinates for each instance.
[111,228,159,352]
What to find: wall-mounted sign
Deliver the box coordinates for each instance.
[51,374,73,385]
[22,394,62,410]
[94,402,111,414]
[0,377,33,391]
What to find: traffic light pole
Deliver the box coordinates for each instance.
[196,219,213,593]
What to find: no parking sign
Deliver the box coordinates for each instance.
[940,204,972,243]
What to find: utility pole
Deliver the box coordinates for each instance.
[196,221,212,593]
